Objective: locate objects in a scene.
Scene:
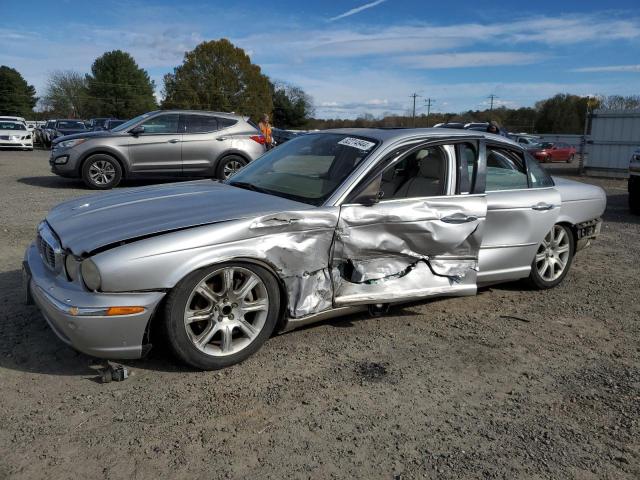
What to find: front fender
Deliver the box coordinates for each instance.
[92,208,340,317]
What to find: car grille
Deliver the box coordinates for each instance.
[36,223,62,273]
[37,233,57,269]
[0,136,9,140]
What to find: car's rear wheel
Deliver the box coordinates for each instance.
[82,154,122,189]
[527,224,574,289]
[163,262,280,370]
[216,155,247,180]
[567,154,574,163]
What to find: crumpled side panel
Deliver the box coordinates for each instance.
[332,196,486,303]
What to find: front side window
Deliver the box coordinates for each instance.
[378,146,447,200]
[526,154,554,188]
[141,114,179,134]
[184,114,219,133]
[227,133,378,205]
[486,147,528,191]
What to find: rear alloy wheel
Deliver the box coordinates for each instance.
[567,154,574,163]
[527,224,574,289]
[216,155,247,180]
[82,154,122,189]
[163,262,280,370]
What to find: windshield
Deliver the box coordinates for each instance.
[0,122,26,130]
[227,133,379,206]
[111,113,152,132]
[57,121,85,130]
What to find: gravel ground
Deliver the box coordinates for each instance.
[0,149,638,480]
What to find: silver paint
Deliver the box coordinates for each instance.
[27,128,607,360]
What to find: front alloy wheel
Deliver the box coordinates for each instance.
[527,224,574,289]
[82,154,122,189]
[163,262,280,369]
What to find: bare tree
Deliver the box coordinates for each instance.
[597,95,640,110]
[43,70,88,118]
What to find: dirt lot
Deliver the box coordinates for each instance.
[0,149,638,479]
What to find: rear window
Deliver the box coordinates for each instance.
[184,114,219,133]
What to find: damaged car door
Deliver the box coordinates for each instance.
[331,141,487,306]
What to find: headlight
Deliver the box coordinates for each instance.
[64,255,80,281]
[58,138,87,149]
[9,135,20,141]
[81,259,102,291]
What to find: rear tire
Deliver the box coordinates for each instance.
[216,155,247,180]
[163,262,280,370]
[567,154,574,163]
[527,224,574,289]
[81,154,122,189]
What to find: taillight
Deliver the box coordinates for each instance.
[250,135,266,144]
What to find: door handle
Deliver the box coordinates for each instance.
[216,136,228,141]
[168,139,180,143]
[531,203,554,211]
[441,213,478,224]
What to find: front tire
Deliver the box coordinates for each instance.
[163,262,280,370]
[81,154,122,189]
[527,224,574,289]
[629,179,640,215]
[216,155,247,180]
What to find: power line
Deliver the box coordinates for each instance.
[424,97,435,126]
[409,92,421,127]
[487,94,498,112]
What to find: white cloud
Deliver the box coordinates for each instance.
[398,52,546,69]
[328,0,386,22]
[572,64,640,73]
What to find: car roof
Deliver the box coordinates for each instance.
[148,110,245,120]
[312,127,519,147]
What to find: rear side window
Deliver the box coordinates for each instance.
[184,114,219,133]
[486,147,528,191]
[216,117,238,129]
[526,154,554,188]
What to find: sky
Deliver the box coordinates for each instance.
[1,0,639,118]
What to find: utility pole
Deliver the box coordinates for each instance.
[409,93,421,127]
[487,94,498,112]
[424,98,435,126]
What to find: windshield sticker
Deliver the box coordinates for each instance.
[338,137,376,151]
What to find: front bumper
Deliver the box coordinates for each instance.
[0,138,32,148]
[25,242,165,359]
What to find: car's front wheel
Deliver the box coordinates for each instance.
[527,224,574,289]
[216,155,247,180]
[82,154,122,189]
[163,262,280,370]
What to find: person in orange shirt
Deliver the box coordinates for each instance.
[258,114,274,150]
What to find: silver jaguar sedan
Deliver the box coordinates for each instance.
[24,129,606,370]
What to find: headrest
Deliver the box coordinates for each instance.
[418,149,443,179]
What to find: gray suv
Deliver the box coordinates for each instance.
[49,110,267,189]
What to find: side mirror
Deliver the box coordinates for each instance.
[351,175,383,206]
[129,125,145,135]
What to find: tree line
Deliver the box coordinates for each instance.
[1,38,638,133]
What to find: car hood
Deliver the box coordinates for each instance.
[51,130,112,144]
[46,180,313,254]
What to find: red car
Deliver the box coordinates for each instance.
[531,142,576,163]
